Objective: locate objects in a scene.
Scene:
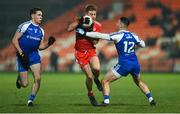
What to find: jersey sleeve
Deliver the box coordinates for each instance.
[40,27,45,40]
[16,22,30,33]
[93,21,102,32]
[109,32,124,43]
[133,34,141,43]
[133,34,145,47]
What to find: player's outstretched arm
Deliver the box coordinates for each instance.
[39,36,56,50]
[138,40,146,48]
[86,32,110,40]
[76,28,110,40]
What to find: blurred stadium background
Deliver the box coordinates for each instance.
[0,0,180,72]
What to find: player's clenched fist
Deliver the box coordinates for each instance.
[17,52,29,68]
[48,36,56,46]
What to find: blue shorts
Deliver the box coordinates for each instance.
[112,61,140,78]
[16,51,41,72]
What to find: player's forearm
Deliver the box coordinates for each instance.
[67,21,79,32]
[12,32,23,53]
[39,36,56,50]
[39,43,49,50]
[139,40,145,48]
[86,32,110,40]
[12,39,22,53]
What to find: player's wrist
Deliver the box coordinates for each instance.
[18,51,23,56]
[84,31,87,36]
[76,28,86,36]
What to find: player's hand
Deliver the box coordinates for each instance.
[48,36,56,46]
[76,28,86,35]
[17,52,29,68]
[79,16,91,25]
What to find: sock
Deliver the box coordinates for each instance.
[146,92,153,102]
[88,91,94,96]
[103,95,110,104]
[28,94,36,102]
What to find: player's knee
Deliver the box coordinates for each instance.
[133,77,140,86]
[85,73,94,80]
[102,79,109,85]
[21,82,28,88]
[92,67,100,73]
[87,76,93,80]
[35,76,41,83]
[135,80,143,87]
[139,81,145,86]
[93,69,100,75]
[134,80,140,86]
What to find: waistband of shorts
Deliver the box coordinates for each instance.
[75,49,95,53]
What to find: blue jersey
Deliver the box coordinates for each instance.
[109,30,141,64]
[80,28,145,77]
[109,30,142,77]
[16,20,44,53]
[16,20,44,72]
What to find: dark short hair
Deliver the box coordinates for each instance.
[120,17,130,26]
[30,8,42,15]
[85,4,97,13]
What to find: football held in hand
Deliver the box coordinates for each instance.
[82,15,93,28]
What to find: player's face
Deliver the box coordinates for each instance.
[116,19,123,31]
[116,19,121,31]
[32,11,43,24]
[87,11,96,21]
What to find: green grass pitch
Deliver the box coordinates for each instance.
[0,72,180,113]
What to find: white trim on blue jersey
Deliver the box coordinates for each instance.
[30,20,39,26]
[40,27,45,40]
[30,20,45,39]
[109,31,124,43]
[86,30,145,48]
[16,21,31,33]
[131,32,145,47]
[16,20,45,40]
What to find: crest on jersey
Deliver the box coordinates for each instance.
[34,28,38,33]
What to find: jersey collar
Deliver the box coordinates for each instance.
[118,30,129,32]
[30,20,39,26]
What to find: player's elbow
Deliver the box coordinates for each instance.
[141,42,146,48]
[139,40,146,48]
[12,38,16,46]
[67,24,75,32]
[67,27,73,32]
[38,45,47,51]
[11,39,14,45]
[67,21,78,32]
